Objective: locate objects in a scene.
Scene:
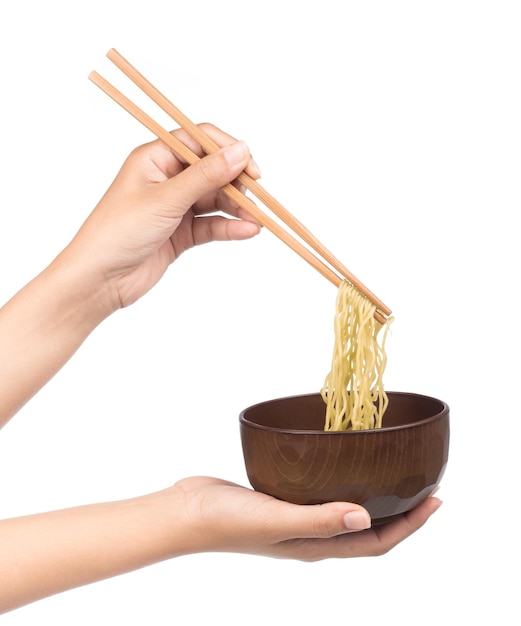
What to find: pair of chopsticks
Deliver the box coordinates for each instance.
[89,49,391,323]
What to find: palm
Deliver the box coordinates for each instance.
[172,476,439,561]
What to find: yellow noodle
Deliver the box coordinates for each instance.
[321,280,392,431]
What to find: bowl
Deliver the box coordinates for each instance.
[239,391,449,524]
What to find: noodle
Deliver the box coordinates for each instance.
[320,280,392,431]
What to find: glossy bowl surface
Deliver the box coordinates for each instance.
[239,391,449,524]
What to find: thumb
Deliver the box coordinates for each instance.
[160,141,251,213]
[276,501,372,540]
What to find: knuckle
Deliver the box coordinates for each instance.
[198,122,218,136]
[312,515,338,539]
[197,155,223,186]
[371,542,391,557]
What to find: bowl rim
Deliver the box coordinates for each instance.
[239,390,449,435]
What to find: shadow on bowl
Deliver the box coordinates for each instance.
[239,391,449,524]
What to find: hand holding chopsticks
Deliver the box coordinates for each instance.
[89,49,391,323]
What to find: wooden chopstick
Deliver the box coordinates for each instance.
[88,73,346,292]
[104,49,391,320]
[89,50,391,323]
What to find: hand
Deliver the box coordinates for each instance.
[65,124,261,311]
[167,477,443,560]
[0,475,441,613]
[0,125,261,427]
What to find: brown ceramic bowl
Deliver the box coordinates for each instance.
[239,391,449,524]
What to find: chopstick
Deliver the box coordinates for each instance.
[89,49,391,323]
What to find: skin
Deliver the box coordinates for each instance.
[0,124,442,614]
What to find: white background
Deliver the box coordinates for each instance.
[0,1,519,623]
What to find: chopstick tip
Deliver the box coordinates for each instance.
[107,48,121,62]
[88,70,101,83]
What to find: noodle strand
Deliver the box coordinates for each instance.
[321,280,393,431]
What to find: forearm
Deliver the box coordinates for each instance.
[0,488,182,613]
[0,248,114,428]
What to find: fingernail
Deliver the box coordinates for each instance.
[343,511,371,531]
[222,140,249,166]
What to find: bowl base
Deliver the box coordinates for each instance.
[371,512,405,525]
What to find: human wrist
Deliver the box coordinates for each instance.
[0,248,116,427]
[50,245,119,326]
[145,483,225,560]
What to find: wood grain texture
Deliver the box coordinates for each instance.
[240,392,449,523]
